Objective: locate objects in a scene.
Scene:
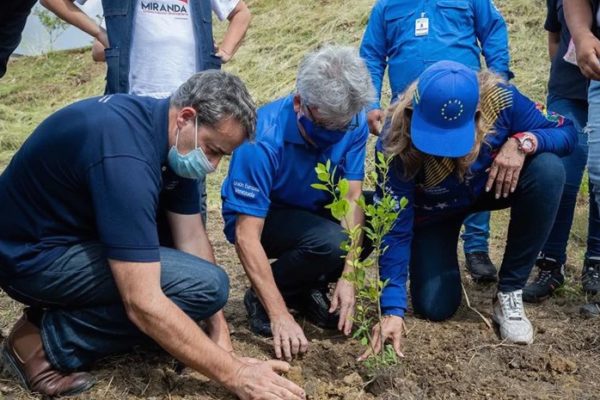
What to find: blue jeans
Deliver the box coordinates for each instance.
[410,153,565,321]
[587,80,600,217]
[542,94,600,263]
[461,212,491,254]
[0,242,229,371]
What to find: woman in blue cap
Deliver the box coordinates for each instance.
[360,60,578,360]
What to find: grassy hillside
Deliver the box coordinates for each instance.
[1,0,549,151]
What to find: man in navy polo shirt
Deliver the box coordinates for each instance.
[221,46,375,361]
[0,71,305,400]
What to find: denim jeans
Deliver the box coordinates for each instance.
[0,242,229,371]
[542,94,600,263]
[461,212,491,254]
[260,192,374,301]
[410,153,565,321]
[587,80,600,216]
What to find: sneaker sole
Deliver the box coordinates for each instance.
[1,343,95,397]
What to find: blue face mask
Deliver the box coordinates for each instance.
[297,106,357,150]
[167,118,216,180]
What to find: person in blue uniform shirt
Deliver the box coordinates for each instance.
[0,70,305,400]
[221,46,375,362]
[364,61,576,358]
[360,0,514,284]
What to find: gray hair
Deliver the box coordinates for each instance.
[296,45,375,129]
[171,70,257,139]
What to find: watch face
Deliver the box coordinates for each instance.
[522,139,533,152]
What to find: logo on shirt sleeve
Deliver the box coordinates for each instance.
[233,180,260,199]
[535,103,565,126]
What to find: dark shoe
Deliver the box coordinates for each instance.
[580,302,600,318]
[243,289,272,337]
[301,288,339,330]
[582,258,600,295]
[522,257,565,303]
[465,252,497,283]
[1,310,95,397]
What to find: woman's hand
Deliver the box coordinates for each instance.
[357,315,405,361]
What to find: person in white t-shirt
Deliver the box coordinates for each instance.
[41,0,250,76]
[89,0,247,67]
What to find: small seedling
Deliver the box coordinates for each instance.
[312,152,407,369]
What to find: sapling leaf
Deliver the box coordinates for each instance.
[311,183,329,191]
[338,178,350,197]
[400,196,409,209]
[317,172,330,182]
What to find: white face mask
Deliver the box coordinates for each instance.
[167,117,216,180]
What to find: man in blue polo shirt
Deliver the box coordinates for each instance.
[221,46,374,361]
[0,71,305,400]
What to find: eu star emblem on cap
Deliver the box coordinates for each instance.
[411,60,479,158]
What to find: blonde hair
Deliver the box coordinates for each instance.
[382,70,505,181]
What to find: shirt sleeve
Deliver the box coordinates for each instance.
[473,0,514,79]
[161,169,200,215]
[342,118,369,181]
[376,147,415,318]
[221,140,278,219]
[544,0,561,32]
[211,0,239,20]
[359,0,387,111]
[506,85,578,156]
[87,156,161,262]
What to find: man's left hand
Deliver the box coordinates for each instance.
[329,278,355,335]
[486,138,527,199]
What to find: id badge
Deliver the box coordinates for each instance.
[415,17,429,36]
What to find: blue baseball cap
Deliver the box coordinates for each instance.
[411,61,479,157]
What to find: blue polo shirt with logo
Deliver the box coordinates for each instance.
[0,94,199,279]
[221,95,369,243]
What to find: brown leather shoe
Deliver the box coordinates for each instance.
[1,311,95,397]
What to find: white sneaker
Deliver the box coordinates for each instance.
[492,289,534,344]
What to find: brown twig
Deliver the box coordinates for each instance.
[461,284,493,330]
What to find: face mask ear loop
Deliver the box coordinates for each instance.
[174,128,180,150]
[194,116,199,150]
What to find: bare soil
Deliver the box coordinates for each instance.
[0,208,598,400]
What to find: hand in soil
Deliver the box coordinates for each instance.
[329,278,355,335]
[271,313,309,361]
[232,360,306,400]
[357,315,405,361]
